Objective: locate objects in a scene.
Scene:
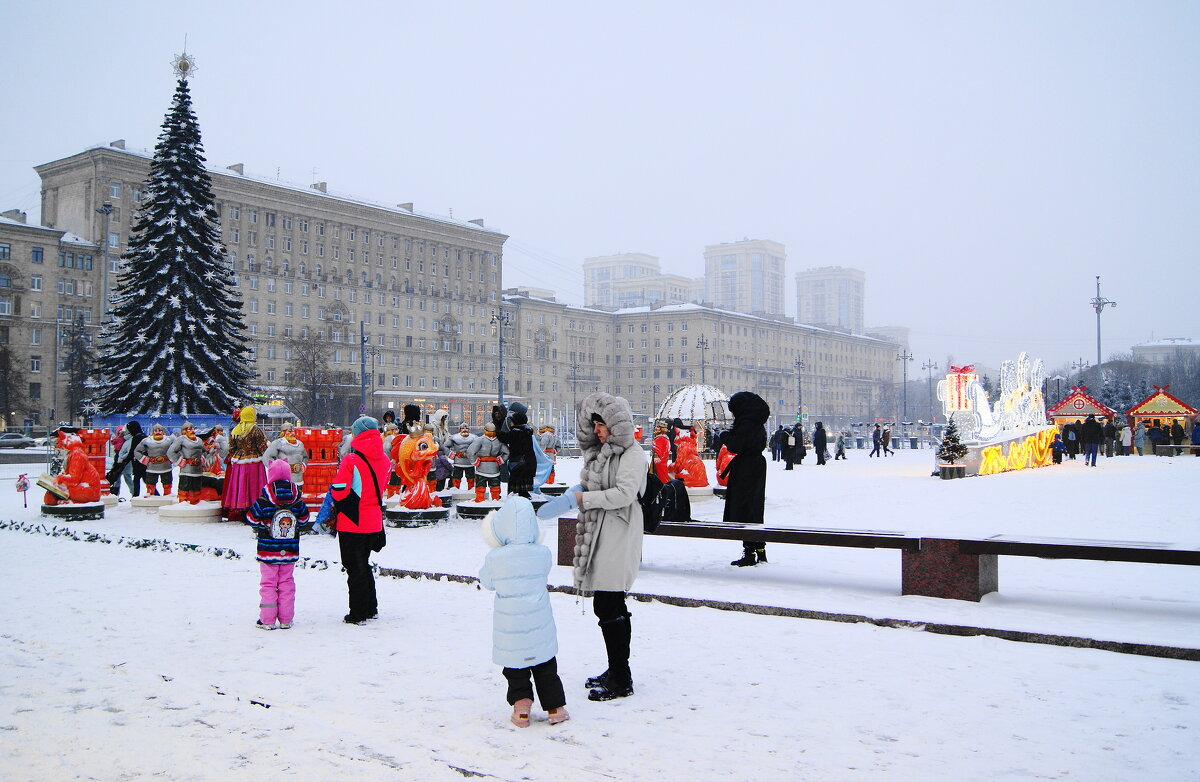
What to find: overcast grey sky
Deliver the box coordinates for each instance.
[3,1,1197,373]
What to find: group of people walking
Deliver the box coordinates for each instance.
[1053,415,1197,465]
[772,422,878,465]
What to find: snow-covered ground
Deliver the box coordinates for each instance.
[1,449,1198,780]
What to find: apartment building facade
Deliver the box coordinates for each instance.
[3,142,900,432]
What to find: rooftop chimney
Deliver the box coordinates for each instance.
[1,209,27,224]
[468,218,485,227]
[110,139,126,149]
[397,202,413,212]
[311,181,327,193]
[226,163,244,175]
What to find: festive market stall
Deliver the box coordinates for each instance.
[1046,386,1117,428]
[1126,386,1196,451]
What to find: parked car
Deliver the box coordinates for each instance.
[0,433,36,449]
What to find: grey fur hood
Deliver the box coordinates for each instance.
[576,391,636,457]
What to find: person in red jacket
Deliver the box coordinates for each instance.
[330,416,391,625]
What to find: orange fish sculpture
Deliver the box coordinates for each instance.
[397,430,442,509]
[669,427,709,487]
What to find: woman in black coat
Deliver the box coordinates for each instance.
[813,422,828,466]
[720,391,770,567]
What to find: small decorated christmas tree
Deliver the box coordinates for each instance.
[937,418,969,464]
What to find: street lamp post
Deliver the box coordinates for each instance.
[95,202,113,324]
[922,360,939,422]
[793,355,805,424]
[696,334,709,385]
[358,321,368,414]
[1072,358,1090,386]
[491,310,512,406]
[1049,374,1066,402]
[897,350,913,424]
[1090,275,1117,370]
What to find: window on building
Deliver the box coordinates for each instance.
[109,182,121,198]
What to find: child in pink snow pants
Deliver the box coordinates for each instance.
[246,460,312,629]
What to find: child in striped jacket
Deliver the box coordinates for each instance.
[246,459,312,629]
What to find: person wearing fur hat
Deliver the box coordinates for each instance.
[246,460,312,629]
[168,422,208,504]
[445,424,478,490]
[264,422,310,490]
[134,424,176,497]
[479,495,569,727]
[558,392,647,702]
[114,421,148,497]
[198,427,227,502]
[493,402,537,497]
[330,416,391,624]
[537,424,561,484]
[719,392,771,567]
[467,423,508,502]
[223,407,269,522]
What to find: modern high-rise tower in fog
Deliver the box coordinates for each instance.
[796,266,865,334]
[702,239,785,316]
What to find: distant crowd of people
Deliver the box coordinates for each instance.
[1051,414,1197,466]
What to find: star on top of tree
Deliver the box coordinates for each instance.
[172,52,197,80]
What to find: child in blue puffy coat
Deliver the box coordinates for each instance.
[479,495,569,727]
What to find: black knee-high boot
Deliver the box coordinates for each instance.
[731,542,757,567]
[589,613,634,701]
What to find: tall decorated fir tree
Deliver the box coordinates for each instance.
[96,55,250,415]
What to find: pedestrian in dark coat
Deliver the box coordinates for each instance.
[1080,414,1103,466]
[870,424,882,457]
[1190,418,1200,456]
[493,403,538,497]
[769,426,784,462]
[1103,419,1118,458]
[1064,421,1081,459]
[720,391,770,567]
[1170,419,1186,455]
[782,424,798,470]
[813,422,828,466]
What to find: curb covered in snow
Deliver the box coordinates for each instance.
[5,519,1196,662]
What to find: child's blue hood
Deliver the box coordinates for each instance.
[482,495,542,547]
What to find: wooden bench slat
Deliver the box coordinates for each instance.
[651,522,920,551]
[960,539,1200,565]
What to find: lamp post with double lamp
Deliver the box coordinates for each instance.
[922,360,939,423]
[491,310,512,407]
[95,202,113,324]
[358,321,381,415]
[897,350,913,425]
[696,334,709,385]
[793,356,805,424]
[1072,358,1089,387]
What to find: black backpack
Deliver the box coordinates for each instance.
[640,471,664,533]
[658,478,691,523]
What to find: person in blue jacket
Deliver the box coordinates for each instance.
[479,495,570,727]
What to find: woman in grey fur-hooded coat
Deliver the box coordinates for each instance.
[574,391,647,594]
[572,391,647,701]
